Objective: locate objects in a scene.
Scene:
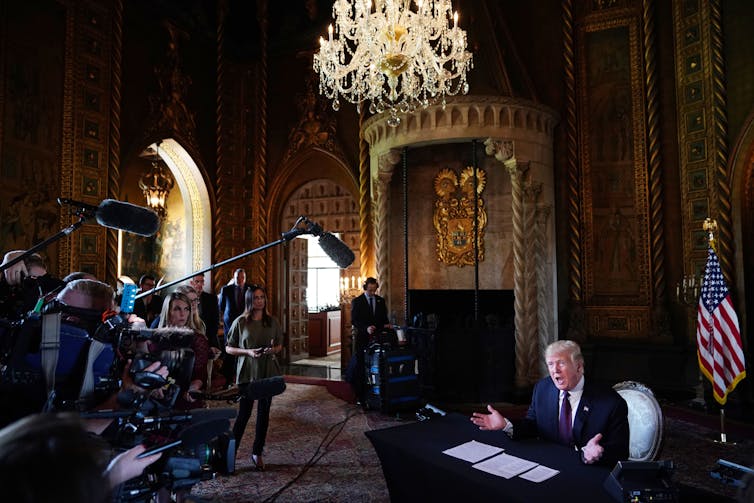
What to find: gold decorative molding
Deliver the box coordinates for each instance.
[281,73,343,165]
[433,167,488,267]
[106,0,123,286]
[566,2,667,340]
[149,21,197,143]
[672,0,733,287]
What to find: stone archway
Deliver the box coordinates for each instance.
[118,138,212,284]
[267,148,358,365]
[729,110,754,365]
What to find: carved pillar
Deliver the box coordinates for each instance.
[373,149,401,303]
[505,158,530,388]
[486,137,553,387]
[535,204,552,377]
[213,0,227,292]
[523,181,542,384]
[358,108,374,279]
[254,0,269,288]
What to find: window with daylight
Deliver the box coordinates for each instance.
[305,235,340,312]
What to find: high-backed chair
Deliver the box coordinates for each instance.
[613,381,663,461]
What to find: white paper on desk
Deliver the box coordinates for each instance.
[441,440,504,463]
[472,453,539,479]
[518,465,560,482]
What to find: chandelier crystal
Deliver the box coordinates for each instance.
[313,0,473,127]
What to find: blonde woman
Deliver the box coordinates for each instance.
[157,291,211,409]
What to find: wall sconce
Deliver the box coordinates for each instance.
[339,275,363,304]
[138,143,174,218]
[676,274,701,306]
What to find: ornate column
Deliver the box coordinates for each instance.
[534,204,552,377]
[485,137,554,387]
[522,180,542,384]
[373,149,401,303]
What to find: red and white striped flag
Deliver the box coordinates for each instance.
[696,246,747,405]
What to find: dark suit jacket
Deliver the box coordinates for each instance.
[218,283,251,336]
[512,376,629,467]
[351,293,389,350]
[199,291,220,349]
[133,294,164,326]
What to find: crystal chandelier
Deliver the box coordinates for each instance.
[313,0,473,127]
[138,143,174,218]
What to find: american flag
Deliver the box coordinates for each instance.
[696,246,747,405]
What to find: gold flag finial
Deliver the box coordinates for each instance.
[703,218,718,251]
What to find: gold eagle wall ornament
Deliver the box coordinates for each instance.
[433,166,487,266]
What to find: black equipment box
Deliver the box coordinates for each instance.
[603,460,678,502]
[364,343,420,414]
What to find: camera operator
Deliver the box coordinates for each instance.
[0,412,163,503]
[0,250,64,320]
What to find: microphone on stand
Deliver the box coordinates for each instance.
[281,216,355,268]
[58,198,160,237]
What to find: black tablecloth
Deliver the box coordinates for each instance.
[366,412,615,502]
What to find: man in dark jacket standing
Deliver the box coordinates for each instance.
[218,268,250,386]
[189,272,220,349]
[349,277,390,403]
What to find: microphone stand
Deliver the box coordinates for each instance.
[135,216,312,300]
[0,205,95,274]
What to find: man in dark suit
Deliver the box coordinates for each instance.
[132,274,163,327]
[189,272,220,349]
[218,268,250,386]
[349,277,390,403]
[471,340,629,467]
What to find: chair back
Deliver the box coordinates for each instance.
[613,380,663,461]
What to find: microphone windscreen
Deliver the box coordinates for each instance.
[96,199,160,237]
[318,232,355,268]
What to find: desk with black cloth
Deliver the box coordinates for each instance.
[365,412,615,502]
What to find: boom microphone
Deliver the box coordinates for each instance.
[318,231,356,268]
[58,198,160,237]
[281,216,355,268]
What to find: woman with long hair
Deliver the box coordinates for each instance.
[225,285,282,471]
[157,290,211,409]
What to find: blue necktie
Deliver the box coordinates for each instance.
[558,391,572,446]
[369,296,375,315]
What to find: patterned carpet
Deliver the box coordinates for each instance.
[191,382,403,502]
[189,381,753,502]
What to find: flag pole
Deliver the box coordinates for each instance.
[719,408,727,444]
[702,218,741,445]
[705,219,727,444]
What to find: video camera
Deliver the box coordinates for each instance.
[0,288,236,501]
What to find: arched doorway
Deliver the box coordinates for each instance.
[281,179,359,373]
[118,138,212,284]
[730,112,754,395]
[267,148,358,371]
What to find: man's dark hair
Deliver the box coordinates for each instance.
[24,253,46,271]
[138,274,156,286]
[363,277,379,290]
